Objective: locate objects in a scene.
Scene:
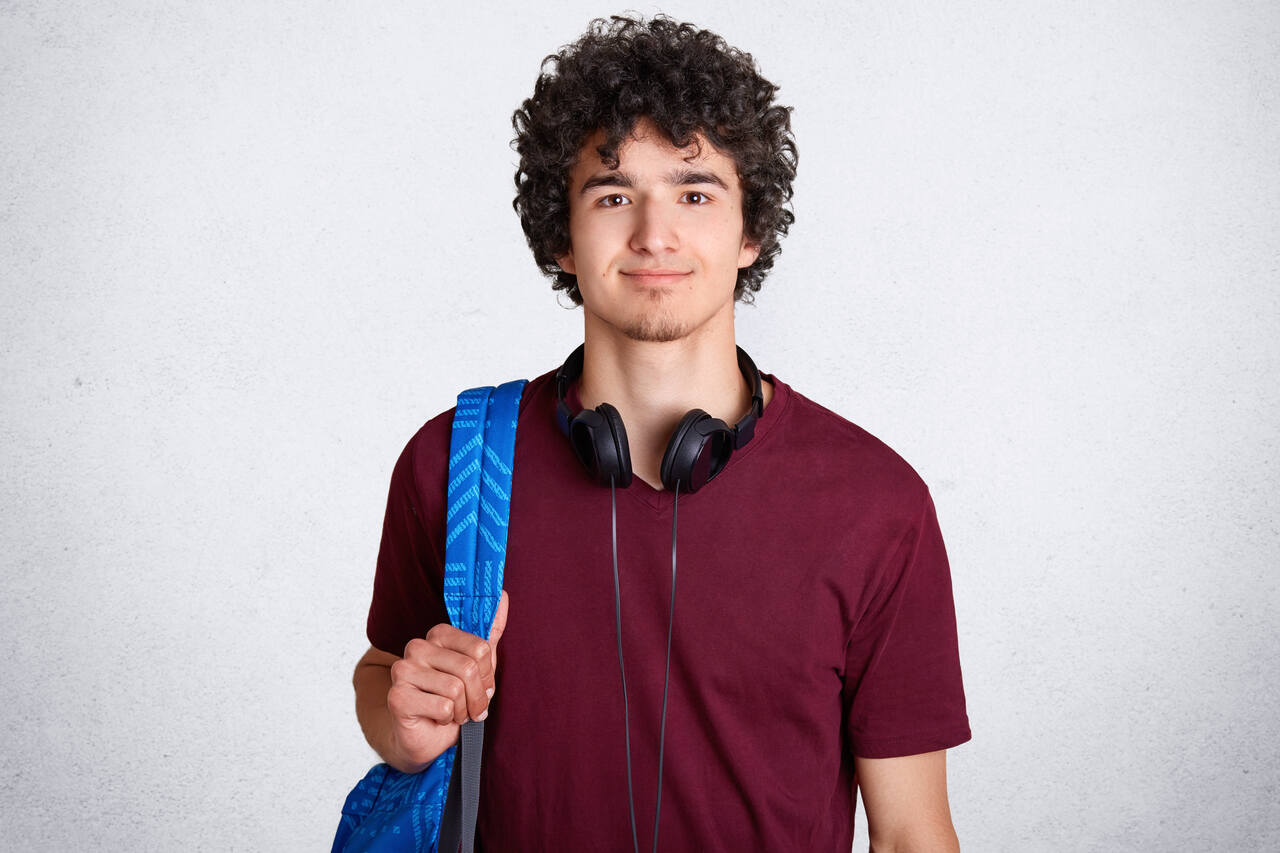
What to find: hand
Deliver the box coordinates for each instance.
[385,590,510,770]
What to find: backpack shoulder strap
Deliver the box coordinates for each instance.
[471,379,524,636]
[443,380,525,636]
[441,378,526,853]
[444,385,491,634]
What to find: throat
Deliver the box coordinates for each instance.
[632,467,665,492]
[626,436,667,491]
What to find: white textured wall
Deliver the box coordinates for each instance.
[2,1,1277,850]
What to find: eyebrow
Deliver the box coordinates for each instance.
[579,172,634,193]
[670,168,728,190]
[578,168,730,194]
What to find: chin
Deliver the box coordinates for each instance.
[620,317,691,343]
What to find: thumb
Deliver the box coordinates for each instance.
[488,589,510,649]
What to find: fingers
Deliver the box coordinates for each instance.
[394,593,510,726]
[399,638,491,724]
[426,626,496,689]
[387,674,459,727]
[385,678,460,770]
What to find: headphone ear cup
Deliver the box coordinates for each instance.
[568,403,633,487]
[596,403,633,487]
[660,409,733,493]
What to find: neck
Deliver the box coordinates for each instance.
[577,309,770,490]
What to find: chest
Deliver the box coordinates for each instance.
[495,480,862,724]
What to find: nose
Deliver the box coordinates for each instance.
[628,199,679,256]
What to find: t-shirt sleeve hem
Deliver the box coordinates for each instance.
[852,723,972,759]
[366,626,408,659]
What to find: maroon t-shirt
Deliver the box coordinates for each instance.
[366,369,970,851]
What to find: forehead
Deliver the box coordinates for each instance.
[569,120,740,183]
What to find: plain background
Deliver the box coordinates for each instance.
[2,1,1277,850]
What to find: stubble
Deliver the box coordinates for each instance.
[619,289,689,343]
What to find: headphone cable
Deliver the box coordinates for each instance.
[610,476,679,853]
[611,476,641,853]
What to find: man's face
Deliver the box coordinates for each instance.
[556,119,760,344]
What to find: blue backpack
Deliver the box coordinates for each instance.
[333,380,527,853]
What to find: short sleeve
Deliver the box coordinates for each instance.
[844,490,971,758]
[365,420,451,656]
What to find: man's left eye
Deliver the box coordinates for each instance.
[682,192,709,205]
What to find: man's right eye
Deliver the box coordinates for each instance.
[598,194,629,207]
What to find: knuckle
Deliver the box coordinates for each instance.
[442,680,463,701]
[425,623,453,642]
[389,659,408,682]
[460,660,480,682]
[403,638,428,659]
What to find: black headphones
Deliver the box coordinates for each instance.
[554,344,765,493]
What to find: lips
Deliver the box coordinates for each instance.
[621,269,691,284]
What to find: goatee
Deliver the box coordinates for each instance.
[621,316,689,343]
[618,289,690,343]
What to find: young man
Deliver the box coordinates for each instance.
[353,16,969,851]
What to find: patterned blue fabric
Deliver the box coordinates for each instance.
[332,751,457,853]
[443,386,490,635]
[333,380,525,853]
[462,380,522,634]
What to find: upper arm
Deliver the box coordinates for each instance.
[855,749,959,853]
[366,420,451,657]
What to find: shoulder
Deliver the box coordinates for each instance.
[394,406,453,484]
[767,377,932,514]
[394,370,558,487]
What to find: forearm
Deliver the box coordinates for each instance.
[858,751,959,853]
[867,822,959,853]
[354,658,415,772]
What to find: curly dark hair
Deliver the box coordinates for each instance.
[511,15,798,305]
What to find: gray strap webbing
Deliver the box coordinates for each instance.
[439,720,484,853]
[460,720,485,851]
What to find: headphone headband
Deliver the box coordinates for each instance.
[554,344,587,438]
[731,347,765,449]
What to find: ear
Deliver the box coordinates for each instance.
[556,251,577,275]
[737,239,760,269]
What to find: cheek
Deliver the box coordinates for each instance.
[574,222,623,273]
[566,213,594,251]
[710,216,749,261]
[714,208,745,240]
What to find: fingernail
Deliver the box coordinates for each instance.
[485,687,495,699]
[475,709,489,722]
